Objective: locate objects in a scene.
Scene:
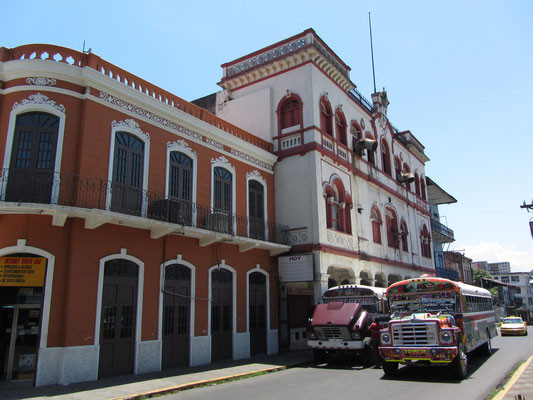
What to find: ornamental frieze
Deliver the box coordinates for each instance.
[12,93,65,113]
[98,90,272,171]
[327,230,356,251]
[26,77,57,86]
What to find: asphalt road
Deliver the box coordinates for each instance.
[163,326,533,400]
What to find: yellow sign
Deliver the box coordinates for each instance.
[0,257,46,287]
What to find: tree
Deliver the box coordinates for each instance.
[472,269,499,301]
[472,268,494,285]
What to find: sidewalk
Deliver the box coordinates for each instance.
[0,350,314,400]
[493,355,533,400]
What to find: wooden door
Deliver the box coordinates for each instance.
[249,272,267,355]
[211,268,232,361]
[162,264,191,369]
[111,132,144,216]
[6,112,58,203]
[99,260,138,378]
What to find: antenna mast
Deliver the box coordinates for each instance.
[369,12,377,93]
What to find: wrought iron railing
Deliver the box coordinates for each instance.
[0,168,289,245]
[430,218,454,241]
[348,89,374,113]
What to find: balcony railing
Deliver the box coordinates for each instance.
[430,217,454,242]
[0,168,289,245]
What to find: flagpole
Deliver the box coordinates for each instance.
[369,12,377,93]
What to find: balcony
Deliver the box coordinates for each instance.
[430,217,455,244]
[435,266,459,281]
[0,169,290,255]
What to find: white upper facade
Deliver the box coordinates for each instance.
[209,29,435,283]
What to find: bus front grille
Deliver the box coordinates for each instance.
[391,322,438,346]
[314,326,351,341]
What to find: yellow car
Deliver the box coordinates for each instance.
[500,316,528,336]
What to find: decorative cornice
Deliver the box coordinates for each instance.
[12,92,65,113]
[26,77,57,86]
[231,148,272,171]
[246,170,264,180]
[211,156,236,174]
[226,37,308,78]
[112,119,150,141]
[98,90,273,171]
[167,139,197,157]
[100,91,203,142]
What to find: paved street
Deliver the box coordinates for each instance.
[163,327,533,400]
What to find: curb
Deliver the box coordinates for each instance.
[492,355,533,400]
[108,364,296,400]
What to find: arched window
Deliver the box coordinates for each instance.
[344,195,353,234]
[394,158,401,181]
[325,179,351,233]
[214,167,232,213]
[6,112,60,204]
[350,121,362,141]
[168,151,193,225]
[385,207,399,249]
[420,224,431,258]
[335,108,347,146]
[420,176,427,200]
[371,207,382,244]
[278,95,302,131]
[400,220,409,252]
[367,134,376,166]
[320,96,333,137]
[381,139,391,176]
[414,173,420,196]
[403,163,411,192]
[248,180,265,240]
[111,132,145,216]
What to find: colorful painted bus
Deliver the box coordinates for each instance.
[378,276,497,379]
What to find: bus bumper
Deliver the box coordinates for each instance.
[308,339,365,350]
[379,346,458,363]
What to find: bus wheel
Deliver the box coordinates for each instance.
[481,331,492,356]
[313,349,327,364]
[382,361,399,376]
[450,342,468,379]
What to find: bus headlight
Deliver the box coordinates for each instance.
[439,330,454,344]
[351,331,362,340]
[307,329,317,340]
[381,332,392,345]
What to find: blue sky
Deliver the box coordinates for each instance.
[2,1,532,272]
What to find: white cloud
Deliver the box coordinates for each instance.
[460,241,533,273]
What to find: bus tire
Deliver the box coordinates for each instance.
[481,331,492,356]
[313,349,327,364]
[450,342,468,379]
[382,361,399,376]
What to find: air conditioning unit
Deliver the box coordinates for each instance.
[205,212,232,234]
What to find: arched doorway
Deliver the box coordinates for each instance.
[211,268,233,361]
[98,259,138,378]
[162,264,191,369]
[249,272,267,355]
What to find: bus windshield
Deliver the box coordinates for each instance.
[320,286,383,314]
[389,293,458,315]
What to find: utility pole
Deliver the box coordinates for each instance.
[521,200,533,239]
[520,200,533,212]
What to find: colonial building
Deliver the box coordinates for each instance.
[194,29,437,347]
[0,45,289,385]
[493,272,533,323]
